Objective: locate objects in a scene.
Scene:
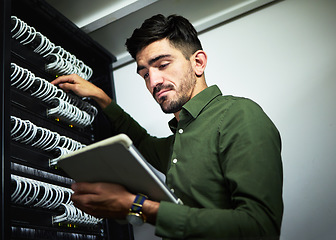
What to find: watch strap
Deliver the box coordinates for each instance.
[130,193,148,213]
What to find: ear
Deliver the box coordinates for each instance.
[191,50,207,77]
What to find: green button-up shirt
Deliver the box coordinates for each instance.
[103,85,283,239]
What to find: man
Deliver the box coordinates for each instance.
[51,14,283,239]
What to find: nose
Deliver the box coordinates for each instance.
[148,68,164,91]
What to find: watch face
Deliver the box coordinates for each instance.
[126,213,144,226]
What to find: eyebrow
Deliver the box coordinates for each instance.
[136,54,171,74]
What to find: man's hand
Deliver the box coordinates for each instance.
[51,74,112,109]
[71,182,135,219]
[71,182,160,224]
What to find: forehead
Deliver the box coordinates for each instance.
[136,39,182,65]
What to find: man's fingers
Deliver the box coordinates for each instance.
[50,76,72,86]
[57,82,79,94]
[71,182,99,194]
[71,182,129,197]
[50,74,83,86]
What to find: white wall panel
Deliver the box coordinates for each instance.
[114,0,336,239]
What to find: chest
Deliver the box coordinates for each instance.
[166,114,231,208]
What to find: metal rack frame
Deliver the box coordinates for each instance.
[1,0,132,239]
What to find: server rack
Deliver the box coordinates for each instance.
[1,0,132,239]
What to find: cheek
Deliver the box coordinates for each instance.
[145,81,153,94]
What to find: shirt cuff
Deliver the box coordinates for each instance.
[155,201,188,239]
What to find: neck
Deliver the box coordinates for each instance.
[174,111,181,121]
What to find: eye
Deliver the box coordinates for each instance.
[143,72,149,80]
[159,63,169,70]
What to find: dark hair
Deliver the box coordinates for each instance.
[125,14,203,60]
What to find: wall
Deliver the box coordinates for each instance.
[113,0,336,239]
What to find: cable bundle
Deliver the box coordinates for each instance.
[53,203,102,226]
[11,116,60,151]
[11,116,86,152]
[11,175,101,227]
[11,175,73,209]
[11,63,98,127]
[47,98,95,128]
[11,16,93,80]
[49,147,72,167]
[45,52,93,80]
[11,62,61,101]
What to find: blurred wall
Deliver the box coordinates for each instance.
[113,0,336,239]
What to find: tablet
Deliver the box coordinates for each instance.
[57,134,182,204]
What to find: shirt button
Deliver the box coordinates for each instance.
[178,129,183,134]
[172,158,178,164]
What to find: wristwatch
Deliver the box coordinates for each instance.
[126,193,148,226]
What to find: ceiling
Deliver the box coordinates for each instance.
[45,0,276,69]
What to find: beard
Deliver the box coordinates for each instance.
[153,65,196,114]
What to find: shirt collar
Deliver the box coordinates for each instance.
[168,85,222,133]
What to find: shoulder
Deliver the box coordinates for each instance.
[218,95,259,105]
[215,95,276,130]
[213,95,264,115]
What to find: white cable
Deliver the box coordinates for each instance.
[47,97,95,128]
[11,176,22,202]
[11,15,94,80]
[7,176,73,209]
[49,147,71,166]
[53,203,102,226]
[10,116,23,136]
